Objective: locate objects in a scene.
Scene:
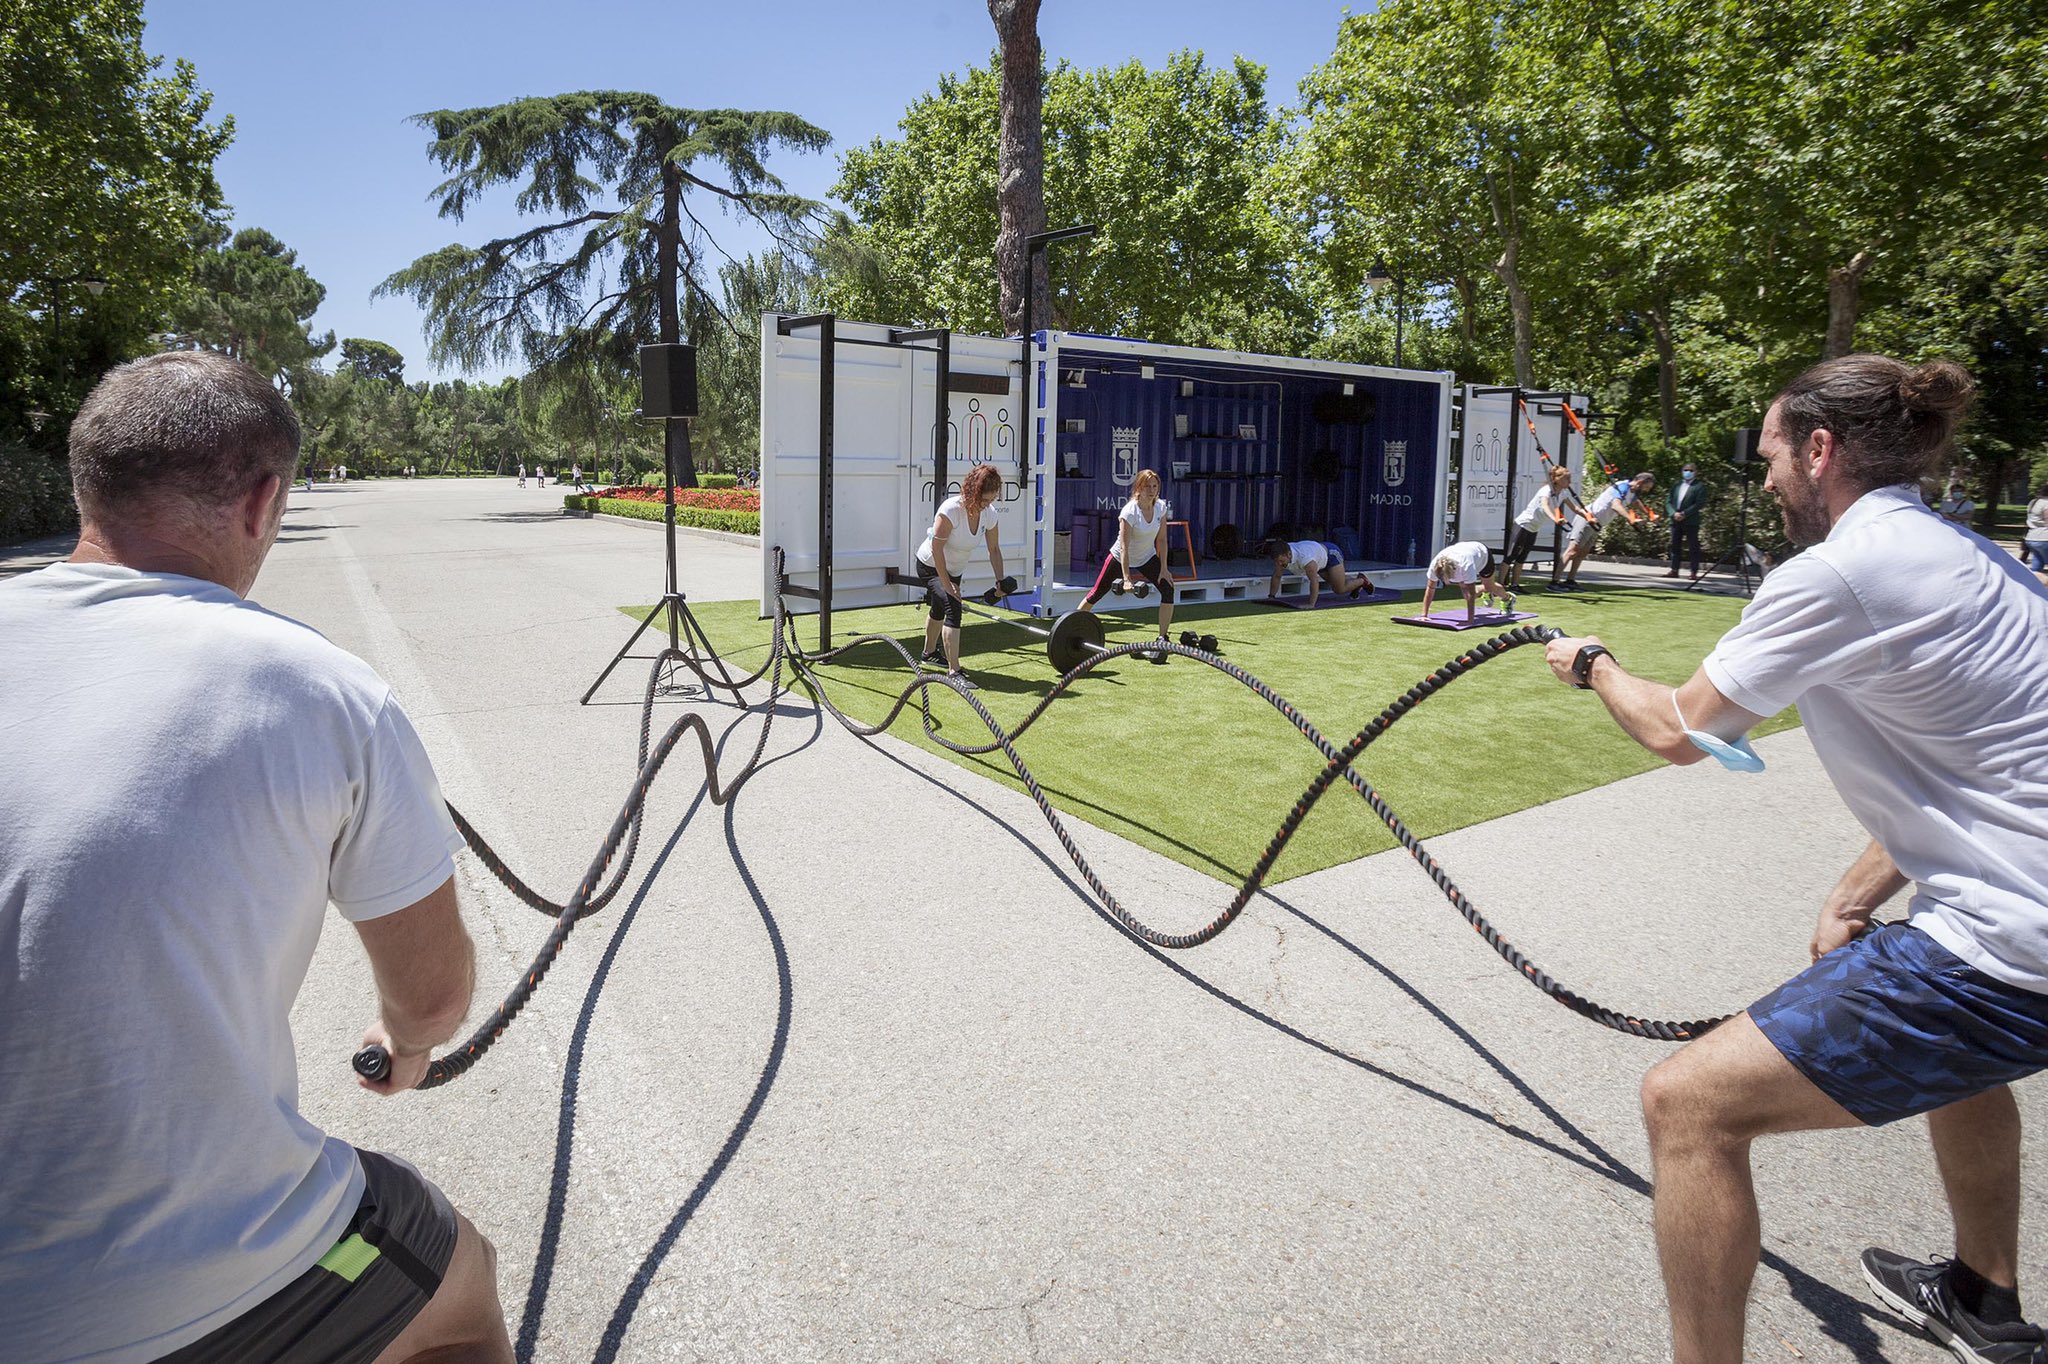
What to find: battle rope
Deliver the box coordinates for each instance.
[786,612,1728,1042]
[354,596,795,1089]
[363,572,1728,1089]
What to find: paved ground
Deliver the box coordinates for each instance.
[14,478,2043,1362]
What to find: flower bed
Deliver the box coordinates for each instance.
[565,491,759,536]
[594,485,758,512]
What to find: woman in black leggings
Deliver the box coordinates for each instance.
[913,463,1006,689]
[1077,468,1175,663]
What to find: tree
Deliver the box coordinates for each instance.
[988,0,1048,335]
[830,51,1306,351]
[339,337,405,385]
[378,92,829,484]
[167,227,334,389]
[0,0,231,428]
[687,250,820,469]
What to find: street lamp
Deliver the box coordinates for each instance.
[44,275,109,411]
[1365,258,1404,369]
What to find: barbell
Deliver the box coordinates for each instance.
[954,580,1111,672]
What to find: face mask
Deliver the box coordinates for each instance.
[1682,471,1695,482]
[1673,692,1765,773]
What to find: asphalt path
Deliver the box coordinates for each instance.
[55,477,2048,1362]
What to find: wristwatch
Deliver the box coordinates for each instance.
[1571,643,1613,690]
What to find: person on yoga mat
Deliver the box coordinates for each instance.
[1265,537,1373,607]
[1421,540,1515,622]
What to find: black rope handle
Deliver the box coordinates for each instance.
[790,614,1729,1042]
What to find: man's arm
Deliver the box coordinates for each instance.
[1812,839,1908,961]
[353,877,475,1093]
[1542,635,1765,765]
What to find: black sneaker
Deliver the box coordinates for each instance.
[1862,1249,2048,1363]
[948,670,978,692]
[919,647,945,669]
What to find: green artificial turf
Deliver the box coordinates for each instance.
[650,587,1799,887]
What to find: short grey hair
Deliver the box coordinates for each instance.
[1774,354,1975,492]
[69,351,301,522]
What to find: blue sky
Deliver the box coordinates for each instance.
[140,2,1362,383]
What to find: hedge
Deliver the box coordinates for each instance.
[575,494,760,535]
[637,470,739,489]
[0,443,79,543]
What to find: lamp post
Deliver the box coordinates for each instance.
[1365,258,1404,369]
[1017,224,1097,480]
[44,275,108,411]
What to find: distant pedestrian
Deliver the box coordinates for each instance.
[516,463,526,489]
[2022,482,2048,582]
[1939,477,1975,525]
[536,466,547,489]
[1665,462,1710,577]
[337,463,348,482]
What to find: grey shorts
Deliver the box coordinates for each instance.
[156,1149,458,1363]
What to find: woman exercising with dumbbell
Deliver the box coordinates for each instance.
[915,463,1007,689]
[1076,467,1175,663]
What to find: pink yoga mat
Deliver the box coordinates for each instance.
[1390,609,1541,631]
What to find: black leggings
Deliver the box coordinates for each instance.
[915,559,963,628]
[1081,552,1173,609]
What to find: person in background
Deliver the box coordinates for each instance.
[0,351,512,1363]
[1264,537,1374,608]
[1508,464,1576,590]
[1940,476,1976,525]
[1665,462,1711,578]
[1558,471,1656,590]
[1075,467,1176,664]
[913,463,1007,690]
[1544,355,2048,1364]
[1420,540,1515,622]
[2023,482,2048,583]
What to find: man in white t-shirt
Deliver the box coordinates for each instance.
[0,352,512,1363]
[1542,355,2048,1364]
[1557,471,1653,590]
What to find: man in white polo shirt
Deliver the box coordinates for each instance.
[1543,354,2048,1364]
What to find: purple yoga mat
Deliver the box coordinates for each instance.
[1390,609,1541,631]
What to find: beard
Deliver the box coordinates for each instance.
[1775,459,1831,546]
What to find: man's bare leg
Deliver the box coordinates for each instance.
[1930,1085,2023,1289]
[1641,1014,1861,1364]
[376,1213,512,1363]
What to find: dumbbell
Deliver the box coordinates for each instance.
[1116,578,1152,600]
[979,575,1021,605]
[1178,630,1219,653]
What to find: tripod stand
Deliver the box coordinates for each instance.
[580,417,738,704]
[1684,460,1761,598]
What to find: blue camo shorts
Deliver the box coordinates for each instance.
[1750,922,2048,1126]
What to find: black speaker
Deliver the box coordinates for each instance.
[1732,427,1761,465]
[639,344,698,419]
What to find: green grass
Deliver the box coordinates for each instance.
[653,588,1799,887]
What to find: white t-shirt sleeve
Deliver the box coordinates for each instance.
[329,695,465,922]
[1702,554,1887,717]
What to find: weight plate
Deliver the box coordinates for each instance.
[1047,610,1106,672]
